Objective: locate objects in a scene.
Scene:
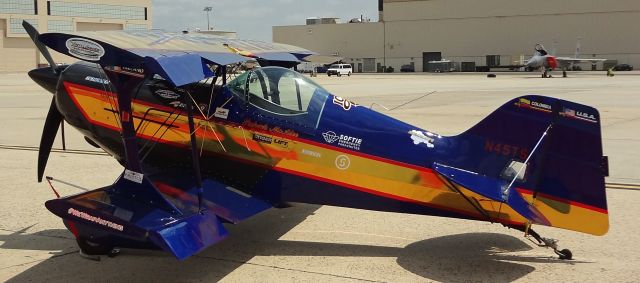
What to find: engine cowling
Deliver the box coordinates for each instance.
[546,56,559,69]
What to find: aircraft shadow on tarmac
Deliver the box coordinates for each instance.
[0,225,77,256]
[3,204,586,282]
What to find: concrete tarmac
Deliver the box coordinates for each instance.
[1,71,639,282]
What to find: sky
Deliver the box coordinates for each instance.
[152,0,378,42]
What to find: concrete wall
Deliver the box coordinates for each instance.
[273,22,384,71]
[77,22,123,31]
[0,19,36,72]
[0,0,152,72]
[273,0,640,72]
[384,0,640,71]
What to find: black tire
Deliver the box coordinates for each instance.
[558,249,573,260]
[337,73,342,77]
[77,237,112,255]
[348,72,351,76]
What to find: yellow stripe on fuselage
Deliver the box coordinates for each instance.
[65,82,609,235]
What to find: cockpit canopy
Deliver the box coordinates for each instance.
[228,67,330,116]
[535,43,548,56]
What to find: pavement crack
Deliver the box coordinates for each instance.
[192,255,386,282]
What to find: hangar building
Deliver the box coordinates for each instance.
[273,0,640,72]
[1,0,151,72]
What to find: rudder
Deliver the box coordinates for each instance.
[444,95,609,235]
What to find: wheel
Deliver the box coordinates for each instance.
[107,248,121,258]
[557,249,572,260]
[77,237,112,255]
[327,74,331,77]
[337,73,342,77]
[348,72,351,76]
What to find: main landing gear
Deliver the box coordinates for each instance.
[77,237,120,261]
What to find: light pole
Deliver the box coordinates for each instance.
[203,6,212,30]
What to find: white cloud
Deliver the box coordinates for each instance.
[152,0,377,41]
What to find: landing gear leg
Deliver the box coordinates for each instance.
[542,70,549,78]
[525,228,573,260]
[76,237,119,261]
[79,249,101,261]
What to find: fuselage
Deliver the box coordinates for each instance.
[526,54,560,70]
[29,61,612,238]
[33,62,544,229]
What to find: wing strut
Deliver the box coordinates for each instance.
[438,175,494,222]
[102,68,179,213]
[184,91,204,212]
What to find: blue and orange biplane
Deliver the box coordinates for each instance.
[23,21,609,261]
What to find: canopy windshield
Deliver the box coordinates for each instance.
[229,67,330,116]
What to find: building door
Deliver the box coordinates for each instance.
[363,58,376,73]
[357,63,363,73]
[422,52,442,72]
[486,55,500,67]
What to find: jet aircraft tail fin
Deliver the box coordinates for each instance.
[441,95,609,235]
[574,37,582,59]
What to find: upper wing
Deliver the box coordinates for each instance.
[42,29,315,61]
[37,30,320,86]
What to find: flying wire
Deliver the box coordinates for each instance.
[369,91,436,111]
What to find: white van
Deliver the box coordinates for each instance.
[327,64,353,77]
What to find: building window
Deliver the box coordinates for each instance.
[124,23,148,31]
[47,20,73,32]
[0,0,36,15]
[9,18,38,34]
[48,1,146,20]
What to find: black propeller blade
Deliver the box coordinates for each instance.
[38,98,64,182]
[22,20,57,74]
[23,20,66,182]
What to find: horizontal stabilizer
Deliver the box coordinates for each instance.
[149,211,227,260]
[505,186,549,225]
[433,163,549,225]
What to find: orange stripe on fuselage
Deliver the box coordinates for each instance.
[63,82,608,235]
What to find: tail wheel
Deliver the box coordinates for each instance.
[556,249,573,260]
